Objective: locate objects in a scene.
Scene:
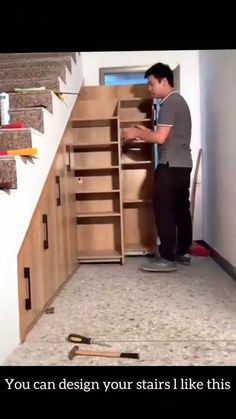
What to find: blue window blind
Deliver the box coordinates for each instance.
[104,72,146,86]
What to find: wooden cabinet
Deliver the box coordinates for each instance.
[72,84,156,262]
[38,172,59,301]
[17,84,156,340]
[18,210,44,339]
[119,98,156,255]
[18,176,60,340]
[72,117,124,263]
[17,123,78,341]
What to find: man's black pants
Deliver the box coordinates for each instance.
[153,164,192,261]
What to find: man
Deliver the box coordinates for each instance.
[121,62,192,272]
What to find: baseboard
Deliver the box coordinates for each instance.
[196,240,236,281]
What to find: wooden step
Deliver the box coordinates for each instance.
[9,108,45,133]
[0,157,17,189]
[0,128,33,150]
[9,91,53,113]
[0,67,66,83]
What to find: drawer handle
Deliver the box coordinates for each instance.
[24,267,32,310]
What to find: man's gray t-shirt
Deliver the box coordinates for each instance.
[158,91,192,168]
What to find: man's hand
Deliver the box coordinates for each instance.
[121,127,139,141]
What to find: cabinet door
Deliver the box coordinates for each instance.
[64,128,78,273]
[53,144,70,284]
[18,209,44,341]
[39,176,59,302]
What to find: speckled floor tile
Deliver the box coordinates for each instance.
[4,256,236,365]
[4,340,236,366]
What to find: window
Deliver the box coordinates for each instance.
[99,66,147,86]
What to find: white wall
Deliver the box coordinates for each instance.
[0,53,83,364]
[81,51,202,239]
[199,50,236,266]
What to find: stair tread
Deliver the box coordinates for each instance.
[0,52,77,62]
[0,127,43,134]
[9,91,52,96]
[10,106,49,112]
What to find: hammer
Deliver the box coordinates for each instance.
[68,345,140,360]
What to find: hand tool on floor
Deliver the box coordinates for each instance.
[67,333,111,347]
[68,345,140,360]
[45,306,55,314]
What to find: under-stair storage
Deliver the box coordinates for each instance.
[119,97,156,254]
[17,122,78,341]
[18,210,45,337]
[72,115,124,263]
[72,84,156,263]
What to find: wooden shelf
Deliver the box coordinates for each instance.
[76,189,120,194]
[75,166,119,173]
[122,161,152,166]
[78,250,122,260]
[120,118,151,124]
[123,199,152,204]
[72,117,117,128]
[125,244,155,253]
[74,142,118,150]
[122,140,149,146]
[77,211,120,218]
[120,98,144,104]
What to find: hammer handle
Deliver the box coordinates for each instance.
[75,348,139,359]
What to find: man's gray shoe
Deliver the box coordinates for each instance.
[141,257,177,272]
[175,253,191,265]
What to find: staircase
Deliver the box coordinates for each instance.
[0,52,82,188]
[0,52,83,363]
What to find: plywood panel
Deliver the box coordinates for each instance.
[72,99,118,119]
[75,171,120,192]
[117,84,149,99]
[79,85,118,100]
[119,98,152,120]
[79,84,149,100]
[74,149,119,167]
[77,218,122,253]
[123,206,156,251]
[76,193,120,213]
[122,167,153,201]
[73,123,117,143]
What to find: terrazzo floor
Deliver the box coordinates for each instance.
[4,256,236,365]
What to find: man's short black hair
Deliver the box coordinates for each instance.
[145,62,174,87]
